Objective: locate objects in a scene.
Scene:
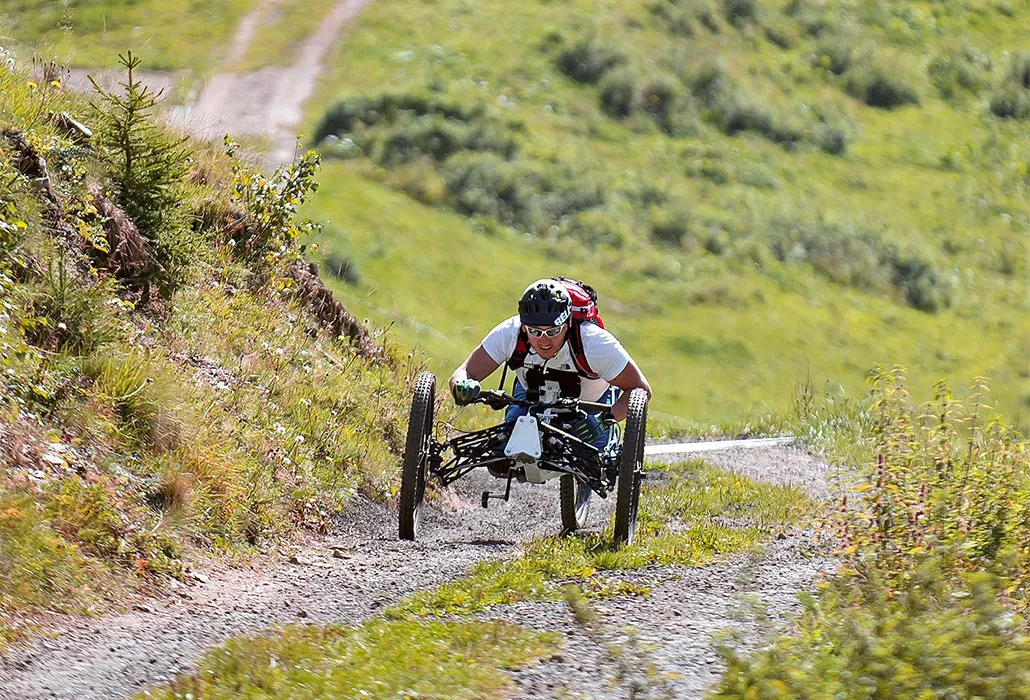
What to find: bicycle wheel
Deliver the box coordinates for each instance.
[399,371,435,540]
[614,388,648,546]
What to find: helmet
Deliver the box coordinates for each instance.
[518,279,572,327]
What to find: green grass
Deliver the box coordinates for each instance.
[390,458,810,618]
[140,618,557,699]
[297,0,1029,430]
[1,0,257,71]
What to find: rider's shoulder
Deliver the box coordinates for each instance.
[579,322,619,343]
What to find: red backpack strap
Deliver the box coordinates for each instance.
[507,327,531,371]
[567,320,601,379]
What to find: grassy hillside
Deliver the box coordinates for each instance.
[1,0,257,71]
[0,56,410,645]
[300,0,1029,429]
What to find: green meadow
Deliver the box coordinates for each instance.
[1,0,256,71]
[299,0,1029,427]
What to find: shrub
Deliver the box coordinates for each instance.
[649,206,691,247]
[814,34,856,75]
[89,52,192,298]
[722,0,758,26]
[768,217,953,311]
[440,153,605,236]
[598,68,640,118]
[556,38,626,84]
[316,93,519,165]
[224,138,321,265]
[648,1,695,37]
[928,45,994,99]
[989,87,1030,119]
[641,75,698,136]
[989,52,1030,120]
[324,252,360,285]
[711,93,805,147]
[315,93,487,143]
[845,57,920,108]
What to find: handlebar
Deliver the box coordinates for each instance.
[473,389,612,416]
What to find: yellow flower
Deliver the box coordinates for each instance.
[50,79,62,89]
[26,80,38,89]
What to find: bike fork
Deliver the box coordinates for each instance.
[481,471,514,508]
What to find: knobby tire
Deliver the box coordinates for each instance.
[614,388,648,546]
[399,371,435,540]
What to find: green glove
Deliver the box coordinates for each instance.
[570,413,604,443]
[453,378,482,406]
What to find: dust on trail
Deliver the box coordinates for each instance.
[177,0,373,167]
[0,446,832,700]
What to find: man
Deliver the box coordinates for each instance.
[449,278,652,452]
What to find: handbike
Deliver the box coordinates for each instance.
[397,371,648,546]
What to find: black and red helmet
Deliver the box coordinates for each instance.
[518,279,572,327]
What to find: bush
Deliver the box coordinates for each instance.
[989,52,1030,120]
[648,1,695,37]
[556,38,626,84]
[439,153,606,236]
[768,217,953,311]
[641,75,698,136]
[599,68,640,118]
[928,45,994,99]
[316,93,519,165]
[714,570,1030,700]
[315,93,487,143]
[224,138,322,266]
[324,252,360,285]
[722,0,758,26]
[845,57,920,108]
[814,34,856,75]
[649,206,692,247]
[989,87,1030,120]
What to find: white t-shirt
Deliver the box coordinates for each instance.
[481,316,630,401]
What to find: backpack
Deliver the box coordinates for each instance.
[507,276,606,379]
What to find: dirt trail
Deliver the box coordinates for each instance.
[0,446,832,700]
[177,0,373,166]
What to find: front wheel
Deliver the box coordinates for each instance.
[399,371,436,540]
[560,474,592,533]
[614,388,648,546]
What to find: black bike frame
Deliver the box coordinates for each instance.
[429,392,619,496]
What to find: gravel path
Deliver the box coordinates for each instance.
[176,0,373,166]
[0,445,832,700]
[0,471,602,699]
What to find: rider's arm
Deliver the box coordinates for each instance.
[449,345,501,394]
[607,359,652,422]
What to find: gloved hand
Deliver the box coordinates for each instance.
[570,413,604,444]
[452,378,482,406]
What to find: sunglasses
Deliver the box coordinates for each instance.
[525,325,566,338]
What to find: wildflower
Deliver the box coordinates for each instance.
[27,80,38,89]
[50,79,62,89]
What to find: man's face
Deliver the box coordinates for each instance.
[524,323,568,360]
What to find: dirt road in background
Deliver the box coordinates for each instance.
[0,446,832,699]
[176,0,373,166]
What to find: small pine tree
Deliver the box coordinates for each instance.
[89,51,192,299]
